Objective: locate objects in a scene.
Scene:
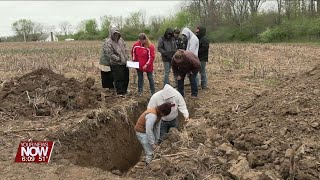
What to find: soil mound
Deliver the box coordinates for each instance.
[0,68,101,120]
[212,64,320,179]
[246,64,320,118]
[130,65,320,180]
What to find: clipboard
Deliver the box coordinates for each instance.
[126,61,139,68]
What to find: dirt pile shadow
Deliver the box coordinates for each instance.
[0,68,101,121]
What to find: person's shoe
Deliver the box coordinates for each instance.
[117,93,126,98]
[191,96,198,99]
[138,92,142,97]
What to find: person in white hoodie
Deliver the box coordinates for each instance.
[147,84,189,140]
[181,27,199,56]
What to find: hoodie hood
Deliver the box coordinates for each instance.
[196,26,206,39]
[109,26,121,41]
[164,28,174,39]
[181,27,193,40]
[161,84,176,99]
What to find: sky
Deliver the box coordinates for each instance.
[0,1,182,36]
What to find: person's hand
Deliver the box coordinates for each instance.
[184,117,189,124]
[177,76,181,80]
[143,64,148,70]
[152,144,157,150]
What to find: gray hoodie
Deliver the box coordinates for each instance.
[181,27,199,56]
[104,27,129,65]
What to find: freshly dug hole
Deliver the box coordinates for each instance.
[48,99,148,173]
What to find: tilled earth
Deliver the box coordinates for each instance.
[0,43,320,180]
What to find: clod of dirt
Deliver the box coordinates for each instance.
[228,156,250,179]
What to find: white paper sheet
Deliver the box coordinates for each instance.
[126,61,139,68]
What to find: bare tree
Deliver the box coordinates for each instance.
[149,16,164,33]
[276,0,283,23]
[59,21,72,36]
[33,22,44,34]
[309,0,315,16]
[112,16,124,30]
[248,0,266,15]
[226,0,249,29]
[318,0,320,15]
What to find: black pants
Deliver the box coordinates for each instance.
[101,71,114,89]
[110,65,129,95]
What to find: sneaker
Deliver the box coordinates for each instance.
[117,93,126,98]
[138,92,142,97]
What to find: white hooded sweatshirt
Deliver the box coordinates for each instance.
[147,84,189,121]
[181,27,199,56]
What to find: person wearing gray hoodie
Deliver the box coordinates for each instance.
[181,27,199,56]
[104,27,130,95]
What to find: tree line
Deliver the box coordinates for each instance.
[2,0,320,43]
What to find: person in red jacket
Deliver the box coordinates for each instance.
[132,33,156,96]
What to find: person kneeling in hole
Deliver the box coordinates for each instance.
[134,102,174,165]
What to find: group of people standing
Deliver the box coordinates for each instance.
[98,25,210,165]
[99,26,209,98]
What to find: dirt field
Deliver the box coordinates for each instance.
[0,41,319,180]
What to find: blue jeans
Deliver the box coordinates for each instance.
[163,61,177,87]
[177,72,198,97]
[137,70,155,94]
[163,61,171,87]
[160,119,178,140]
[196,61,207,88]
[136,132,153,164]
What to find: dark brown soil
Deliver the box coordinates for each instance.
[0,68,101,121]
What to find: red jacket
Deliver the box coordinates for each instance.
[131,41,155,72]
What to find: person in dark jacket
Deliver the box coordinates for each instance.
[158,28,177,87]
[172,50,201,97]
[100,41,114,89]
[173,27,186,50]
[104,27,130,96]
[195,26,209,89]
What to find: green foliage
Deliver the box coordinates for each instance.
[259,17,320,42]
[100,15,112,39]
[11,19,35,41]
[84,19,98,35]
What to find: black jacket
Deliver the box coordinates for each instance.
[175,36,186,50]
[196,27,209,62]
